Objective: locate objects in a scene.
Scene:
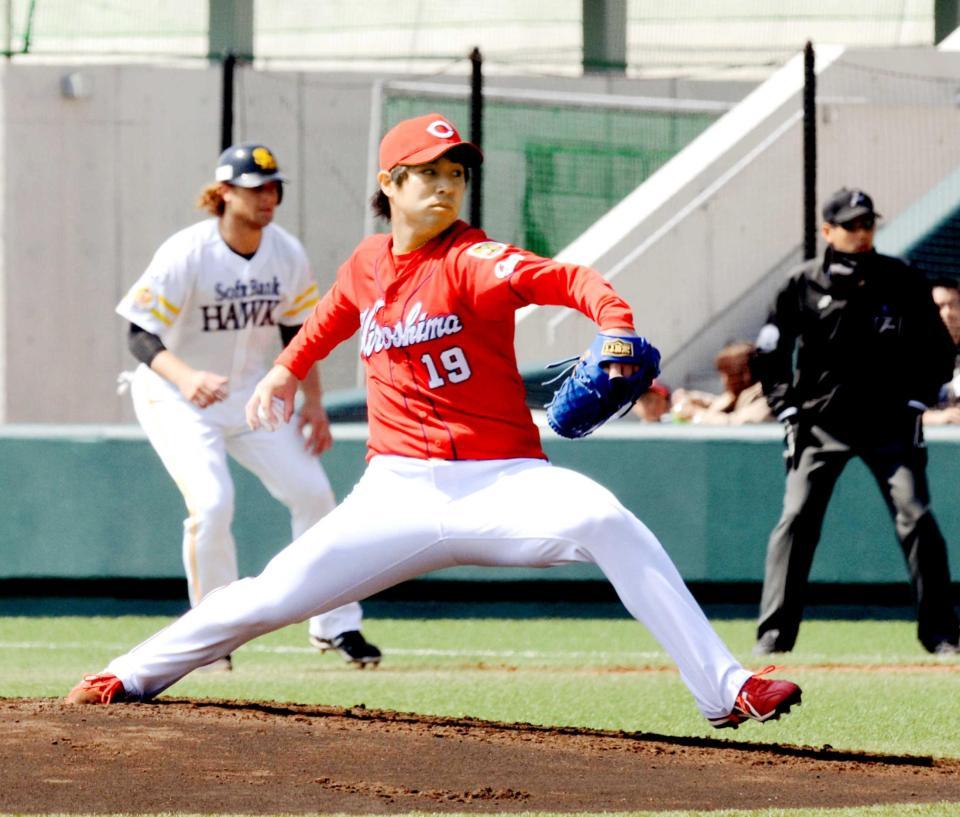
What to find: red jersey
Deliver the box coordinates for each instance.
[278,220,634,460]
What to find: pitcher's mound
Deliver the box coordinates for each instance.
[3,697,960,813]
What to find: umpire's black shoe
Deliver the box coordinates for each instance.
[310,631,382,668]
[752,630,788,657]
[932,640,960,656]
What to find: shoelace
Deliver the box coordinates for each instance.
[83,674,124,704]
[730,664,781,719]
[540,353,645,424]
[541,356,581,387]
[733,664,783,717]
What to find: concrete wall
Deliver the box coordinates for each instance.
[10,50,956,421]
[512,48,828,390]
[3,63,220,424]
[0,62,753,424]
[0,63,382,423]
[4,422,960,587]
[514,47,960,392]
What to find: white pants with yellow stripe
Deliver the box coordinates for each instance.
[130,366,362,641]
[107,454,750,721]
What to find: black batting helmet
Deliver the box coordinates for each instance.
[215,143,287,202]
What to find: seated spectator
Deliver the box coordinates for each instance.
[672,341,773,425]
[633,380,672,422]
[924,278,960,426]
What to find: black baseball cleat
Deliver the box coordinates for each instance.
[196,654,233,673]
[310,631,382,668]
[932,640,960,656]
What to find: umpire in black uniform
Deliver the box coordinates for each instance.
[753,187,960,656]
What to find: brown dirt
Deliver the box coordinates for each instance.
[3,697,960,814]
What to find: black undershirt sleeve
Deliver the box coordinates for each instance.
[129,323,302,366]
[128,322,167,366]
[279,324,302,347]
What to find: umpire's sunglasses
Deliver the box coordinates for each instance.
[835,215,876,232]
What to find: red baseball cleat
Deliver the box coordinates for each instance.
[709,665,801,729]
[65,673,127,705]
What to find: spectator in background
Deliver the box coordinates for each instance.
[752,187,959,657]
[671,341,773,425]
[923,278,960,426]
[633,380,672,422]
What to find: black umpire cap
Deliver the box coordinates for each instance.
[215,143,287,202]
[822,187,881,225]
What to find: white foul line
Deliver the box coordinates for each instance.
[0,640,664,661]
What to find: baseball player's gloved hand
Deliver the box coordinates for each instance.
[545,332,661,439]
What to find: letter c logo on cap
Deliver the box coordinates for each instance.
[426,120,455,139]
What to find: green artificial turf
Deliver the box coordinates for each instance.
[1,607,958,759]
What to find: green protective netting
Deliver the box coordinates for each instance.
[383,94,718,256]
[6,1,935,71]
[4,0,207,56]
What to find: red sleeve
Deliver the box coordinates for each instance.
[455,238,634,330]
[275,269,360,380]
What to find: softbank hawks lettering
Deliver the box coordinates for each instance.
[201,299,279,332]
[215,277,281,301]
[359,301,463,358]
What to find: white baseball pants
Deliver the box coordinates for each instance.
[107,455,751,720]
[131,369,362,639]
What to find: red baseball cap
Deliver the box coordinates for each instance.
[379,113,483,171]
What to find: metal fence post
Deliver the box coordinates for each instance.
[469,47,484,229]
[803,41,817,261]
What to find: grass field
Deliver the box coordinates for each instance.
[2,599,959,817]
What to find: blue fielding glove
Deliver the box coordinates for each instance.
[545,333,661,439]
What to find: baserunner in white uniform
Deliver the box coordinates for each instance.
[113,142,380,669]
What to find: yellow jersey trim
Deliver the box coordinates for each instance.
[149,308,173,326]
[283,296,319,318]
[157,294,181,315]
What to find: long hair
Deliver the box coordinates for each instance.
[197,183,226,216]
[370,167,408,222]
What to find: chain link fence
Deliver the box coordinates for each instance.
[381,84,726,254]
[2,0,937,81]
[817,52,960,277]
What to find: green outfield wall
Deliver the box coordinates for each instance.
[3,423,960,585]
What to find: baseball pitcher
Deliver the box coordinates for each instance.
[71,116,799,730]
